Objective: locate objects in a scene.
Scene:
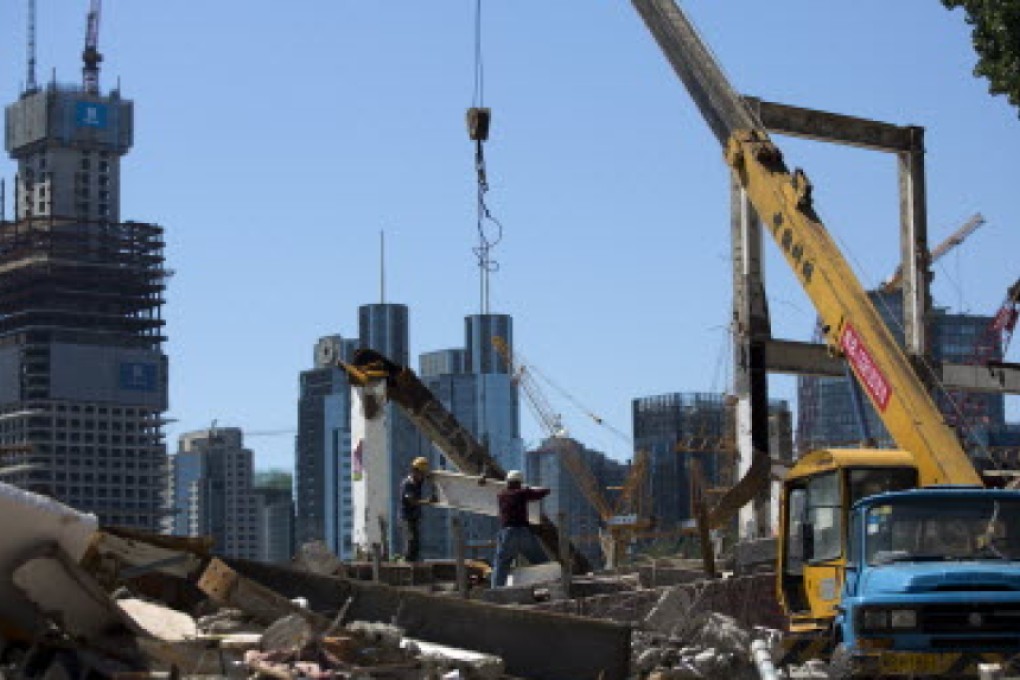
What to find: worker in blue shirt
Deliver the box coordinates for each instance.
[400,456,436,562]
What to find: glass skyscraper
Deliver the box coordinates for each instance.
[798,291,1006,453]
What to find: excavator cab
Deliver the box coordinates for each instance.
[778,449,918,633]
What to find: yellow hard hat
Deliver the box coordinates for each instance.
[412,457,430,472]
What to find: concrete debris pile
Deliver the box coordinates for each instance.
[633,611,783,680]
[0,482,631,680]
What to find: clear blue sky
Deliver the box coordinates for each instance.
[2,2,1017,470]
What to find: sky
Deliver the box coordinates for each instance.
[1,1,1017,471]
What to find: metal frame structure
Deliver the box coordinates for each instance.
[730,99,1020,536]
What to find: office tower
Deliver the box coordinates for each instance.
[295,335,357,552]
[254,470,295,564]
[412,315,524,560]
[168,428,260,559]
[632,392,792,528]
[526,437,628,566]
[464,314,523,472]
[359,304,409,366]
[0,43,168,530]
[798,291,1006,452]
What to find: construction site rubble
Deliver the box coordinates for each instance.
[0,481,639,680]
[631,612,782,680]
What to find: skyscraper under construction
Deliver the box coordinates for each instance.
[0,6,169,530]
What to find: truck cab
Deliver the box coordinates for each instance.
[835,488,1020,676]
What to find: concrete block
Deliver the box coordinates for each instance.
[477,584,537,605]
[733,538,777,575]
[294,541,342,576]
[12,554,123,642]
[643,586,693,633]
[403,637,504,679]
[118,598,197,642]
[509,562,562,586]
[0,481,98,636]
[260,614,313,653]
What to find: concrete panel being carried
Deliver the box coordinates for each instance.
[430,470,540,525]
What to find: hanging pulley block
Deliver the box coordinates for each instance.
[467,107,491,142]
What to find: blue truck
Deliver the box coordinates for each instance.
[832,487,1020,677]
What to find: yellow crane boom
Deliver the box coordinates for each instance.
[630,0,979,487]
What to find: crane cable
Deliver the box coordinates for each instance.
[467,0,502,315]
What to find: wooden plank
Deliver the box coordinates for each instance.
[197,558,331,630]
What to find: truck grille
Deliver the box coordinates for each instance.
[921,604,1020,634]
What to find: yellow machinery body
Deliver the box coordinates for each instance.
[777,449,920,635]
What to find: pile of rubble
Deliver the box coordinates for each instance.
[632,609,782,680]
[0,483,506,678]
[2,479,821,679]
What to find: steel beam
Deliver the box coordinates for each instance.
[940,362,1020,395]
[765,340,844,377]
[898,126,931,367]
[747,98,914,153]
[730,176,772,539]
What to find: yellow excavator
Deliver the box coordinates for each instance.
[630,0,1020,675]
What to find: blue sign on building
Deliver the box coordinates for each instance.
[76,101,108,129]
[119,362,157,392]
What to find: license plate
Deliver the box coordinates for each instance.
[879,652,954,676]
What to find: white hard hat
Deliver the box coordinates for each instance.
[506,470,523,483]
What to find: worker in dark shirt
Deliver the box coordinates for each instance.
[400,456,435,562]
[492,470,550,587]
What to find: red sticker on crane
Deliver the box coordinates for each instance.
[840,323,892,412]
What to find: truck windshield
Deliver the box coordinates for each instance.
[865,498,1020,565]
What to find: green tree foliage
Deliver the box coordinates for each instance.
[943,0,1020,115]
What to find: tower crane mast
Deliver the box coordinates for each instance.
[880,213,986,293]
[82,0,103,94]
[26,0,38,93]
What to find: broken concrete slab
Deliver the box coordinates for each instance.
[117,598,198,642]
[508,562,562,587]
[0,481,99,637]
[403,637,504,679]
[260,614,314,655]
[198,558,331,631]
[430,470,540,525]
[294,541,343,576]
[643,586,694,634]
[732,537,777,575]
[81,530,205,583]
[12,548,133,644]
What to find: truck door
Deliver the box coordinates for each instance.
[783,471,844,619]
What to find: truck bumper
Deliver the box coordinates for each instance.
[853,650,1016,678]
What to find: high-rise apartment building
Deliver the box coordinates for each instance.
[632,392,792,529]
[167,428,260,559]
[295,335,357,551]
[798,291,1006,452]
[254,470,295,564]
[0,54,168,529]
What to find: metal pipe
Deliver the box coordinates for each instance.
[750,639,779,680]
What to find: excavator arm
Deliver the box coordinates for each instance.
[631,0,980,487]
